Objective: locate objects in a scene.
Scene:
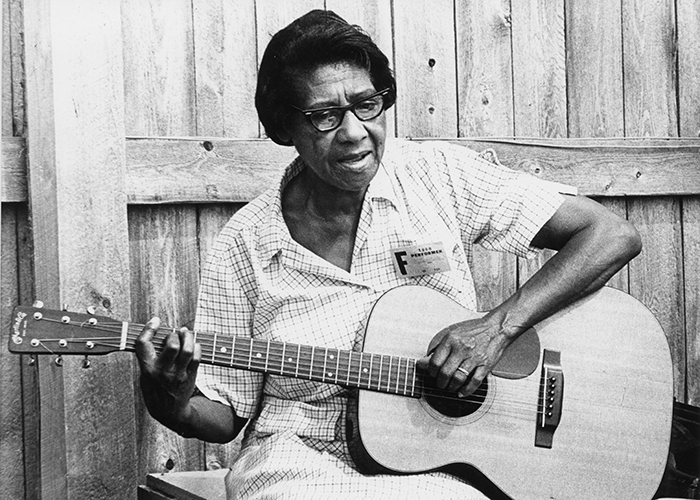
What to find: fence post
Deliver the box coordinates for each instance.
[23,0,137,498]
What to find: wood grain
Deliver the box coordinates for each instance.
[0,207,26,500]
[393,0,457,137]
[192,0,259,138]
[678,0,700,138]
[129,205,204,476]
[511,0,566,138]
[566,0,624,137]
[455,0,513,137]
[23,1,137,498]
[623,0,685,400]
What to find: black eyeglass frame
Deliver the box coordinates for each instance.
[290,88,393,132]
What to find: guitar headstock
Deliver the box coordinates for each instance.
[9,304,124,356]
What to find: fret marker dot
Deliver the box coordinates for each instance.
[256,353,262,358]
[330,355,335,360]
[220,347,227,353]
[363,368,368,373]
[287,357,293,362]
[327,372,333,377]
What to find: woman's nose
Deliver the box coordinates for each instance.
[336,109,369,141]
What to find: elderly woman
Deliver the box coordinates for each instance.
[136,9,641,500]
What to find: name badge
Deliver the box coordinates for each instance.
[391,242,451,278]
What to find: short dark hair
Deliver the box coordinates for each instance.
[255,9,396,146]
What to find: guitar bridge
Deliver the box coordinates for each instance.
[535,349,564,448]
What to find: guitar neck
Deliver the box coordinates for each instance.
[10,305,422,398]
[150,329,421,398]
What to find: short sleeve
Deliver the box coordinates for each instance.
[195,238,264,419]
[439,142,565,258]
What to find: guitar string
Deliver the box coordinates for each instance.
[27,317,658,418]
[26,322,553,418]
[26,318,663,420]
[27,330,669,422]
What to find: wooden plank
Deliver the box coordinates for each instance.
[121,0,205,482]
[393,0,457,137]
[1,136,26,202]
[4,136,700,204]
[683,196,700,405]
[144,469,228,500]
[511,0,566,138]
[121,0,195,136]
[0,206,26,500]
[2,0,10,136]
[123,137,700,204]
[678,0,700,406]
[455,0,513,137]
[678,0,700,138]
[622,0,677,137]
[566,0,624,137]
[129,205,204,475]
[2,0,24,137]
[192,0,259,137]
[23,1,137,499]
[623,0,685,400]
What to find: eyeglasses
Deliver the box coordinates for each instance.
[291,88,392,132]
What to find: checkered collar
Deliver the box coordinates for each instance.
[257,147,399,270]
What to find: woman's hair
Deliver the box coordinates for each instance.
[256,9,396,146]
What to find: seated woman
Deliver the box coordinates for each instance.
[135,9,641,500]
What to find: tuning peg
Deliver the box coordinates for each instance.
[54,355,63,367]
[28,355,36,366]
[32,300,44,308]
[82,356,91,369]
[87,306,96,315]
[62,304,69,312]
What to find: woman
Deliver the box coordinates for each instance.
[136,10,641,499]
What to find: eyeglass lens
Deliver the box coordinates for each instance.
[309,91,387,131]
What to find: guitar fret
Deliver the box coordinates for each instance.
[229,336,235,367]
[346,351,353,386]
[335,350,340,384]
[263,339,270,372]
[247,338,253,370]
[211,331,218,364]
[295,344,301,377]
[280,343,287,376]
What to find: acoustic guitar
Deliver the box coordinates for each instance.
[9,285,673,500]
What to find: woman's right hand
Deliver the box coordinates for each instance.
[135,317,202,433]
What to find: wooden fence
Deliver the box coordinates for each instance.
[1,1,699,499]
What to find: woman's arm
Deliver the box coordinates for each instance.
[136,319,248,443]
[419,195,642,396]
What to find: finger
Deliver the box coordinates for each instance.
[458,365,489,398]
[447,363,472,393]
[174,328,195,371]
[435,351,466,389]
[135,317,161,366]
[157,328,182,368]
[188,342,202,376]
[426,344,450,380]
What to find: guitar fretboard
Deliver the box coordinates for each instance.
[192,334,419,398]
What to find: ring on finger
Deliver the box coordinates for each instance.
[456,366,470,376]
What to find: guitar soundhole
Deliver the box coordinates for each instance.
[422,376,489,418]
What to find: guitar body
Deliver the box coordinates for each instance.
[348,285,674,500]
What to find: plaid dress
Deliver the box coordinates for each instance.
[195,139,564,499]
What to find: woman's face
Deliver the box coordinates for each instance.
[284,62,388,193]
